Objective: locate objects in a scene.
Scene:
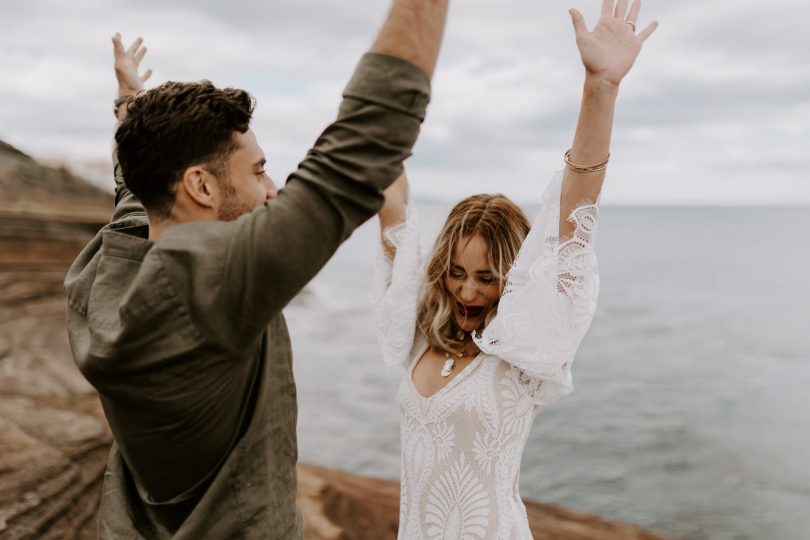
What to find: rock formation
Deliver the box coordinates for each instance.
[0,140,666,539]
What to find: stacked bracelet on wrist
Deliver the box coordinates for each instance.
[564,148,610,174]
[113,95,134,120]
[114,90,147,120]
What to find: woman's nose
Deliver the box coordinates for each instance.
[457,278,479,303]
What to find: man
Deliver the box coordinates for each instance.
[64,1,449,537]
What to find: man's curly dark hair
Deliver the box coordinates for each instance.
[115,81,255,219]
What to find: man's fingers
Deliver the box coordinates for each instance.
[140,69,153,84]
[126,37,143,56]
[135,47,147,64]
[569,9,589,37]
[614,0,629,19]
[638,20,659,42]
[601,0,613,16]
[112,33,125,56]
[626,0,642,24]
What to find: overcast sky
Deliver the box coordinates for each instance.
[1,0,807,205]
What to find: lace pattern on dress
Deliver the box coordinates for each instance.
[377,174,603,538]
[473,172,600,405]
[372,205,424,368]
[375,174,600,405]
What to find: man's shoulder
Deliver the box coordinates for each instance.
[151,219,240,285]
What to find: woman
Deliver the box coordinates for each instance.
[374,2,658,538]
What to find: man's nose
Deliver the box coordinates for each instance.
[266,178,279,200]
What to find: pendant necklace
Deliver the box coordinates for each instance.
[441,329,476,378]
[441,350,465,378]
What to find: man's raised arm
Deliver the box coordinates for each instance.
[371,0,450,78]
[109,34,151,224]
[158,1,453,352]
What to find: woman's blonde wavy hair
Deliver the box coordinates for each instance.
[417,194,531,354]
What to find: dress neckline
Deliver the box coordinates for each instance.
[407,341,485,400]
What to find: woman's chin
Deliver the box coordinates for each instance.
[454,315,481,333]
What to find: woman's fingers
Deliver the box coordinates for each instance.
[569,9,589,38]
[638,20,659,41]
[614,0,629,19]
[626,0,642,24]
[601,0,614,16]
[140,69,153,84]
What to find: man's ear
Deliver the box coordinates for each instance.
[180,166,217,209]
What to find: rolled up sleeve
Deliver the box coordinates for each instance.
[158,53,432,353]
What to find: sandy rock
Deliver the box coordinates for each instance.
[0,140,669,539]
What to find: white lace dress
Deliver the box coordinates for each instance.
[373,174,601,539]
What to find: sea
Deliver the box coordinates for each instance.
[283,201,810,540]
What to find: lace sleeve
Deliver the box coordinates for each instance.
[474,172,600,406]
[373,205,424,369]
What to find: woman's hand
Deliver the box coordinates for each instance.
[112,33,153,98]
[569,0,658,87]
[380,172,409,226]
[379,172,410,257]
[382,173,409,214]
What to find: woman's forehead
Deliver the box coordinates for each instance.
[451,235,492,270]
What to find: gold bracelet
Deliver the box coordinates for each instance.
[564,149,610,174]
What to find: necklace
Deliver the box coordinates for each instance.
[440,329,480,378]
[440,350,465,378]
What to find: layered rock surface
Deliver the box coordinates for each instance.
[0,141,666,539]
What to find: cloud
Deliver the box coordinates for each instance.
[0,0,807,204]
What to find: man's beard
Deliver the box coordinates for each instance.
[217,187,255,222]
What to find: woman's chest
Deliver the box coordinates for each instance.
[398,356,539,438]
[410,347,479,398]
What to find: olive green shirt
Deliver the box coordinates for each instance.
[64,53,430,539]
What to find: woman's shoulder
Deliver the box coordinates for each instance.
[407,333,429,367]
[480,352,520,376]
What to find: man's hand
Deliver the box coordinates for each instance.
[569,0,658,87]
[113,33,153,98]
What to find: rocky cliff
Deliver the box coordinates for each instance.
[0,140,666,539]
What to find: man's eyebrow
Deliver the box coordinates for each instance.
[254,157,267,168]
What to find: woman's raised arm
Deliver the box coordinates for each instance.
[559,0,658,239]
[378,171,410,259]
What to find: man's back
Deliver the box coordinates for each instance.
[68,217,272,492]
[66,52,431,538]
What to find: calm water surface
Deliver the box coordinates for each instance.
[285,204,810,540]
